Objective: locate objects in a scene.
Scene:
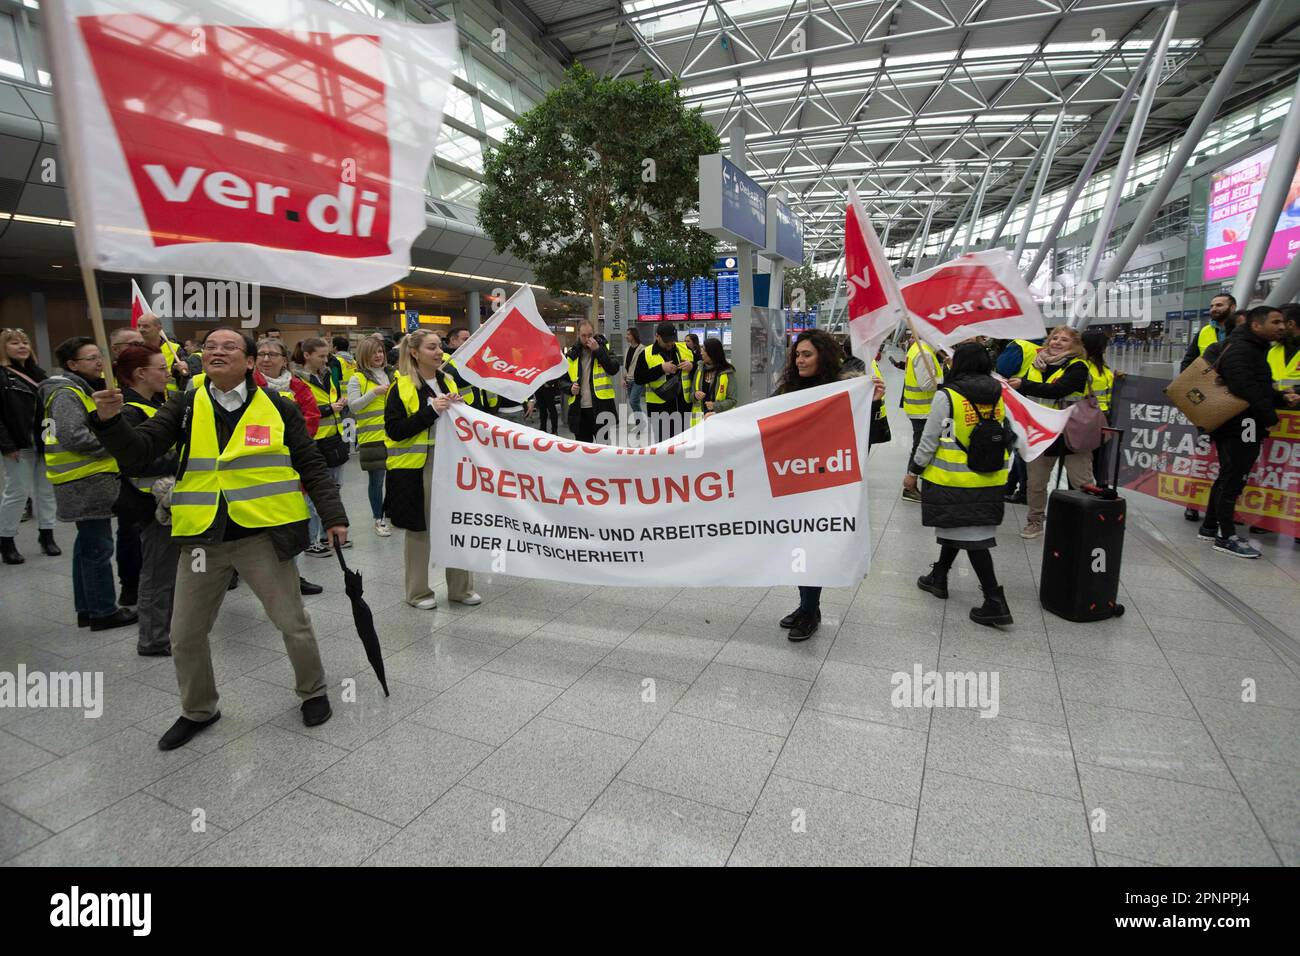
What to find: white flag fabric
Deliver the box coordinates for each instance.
[431,377,874,587]
[997,377,1075,462]
[900,250,1047,350]
[129,278,155,327]
[44,0,456,297]
[844,186,907,362]
[449,286,567,403]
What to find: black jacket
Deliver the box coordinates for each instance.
[1204,325,1287,435]
[0,360,48,454]
[382,370,451,532]
[633,342,693,412]
[113,388,179,525]
[89,373,347,560]
[1016,357,1089,458]
[1180,320,1228,372]
[916,373,1009,530]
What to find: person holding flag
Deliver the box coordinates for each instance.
[132,284,189,394]
[1007,326,1094,540]
[383,329,480,609]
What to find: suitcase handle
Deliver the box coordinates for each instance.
[1101,427,1123,490]
[1080,428,1124,499]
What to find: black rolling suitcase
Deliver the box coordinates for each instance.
[1039,428,1126,622]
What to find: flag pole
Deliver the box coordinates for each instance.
[78,263,116,391]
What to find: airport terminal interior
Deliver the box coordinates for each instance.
[1,0,1299,869]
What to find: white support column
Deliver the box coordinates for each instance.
[1013,109,1066,267]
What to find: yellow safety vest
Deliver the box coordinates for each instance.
[567,351,615,407]
[336,354,357,387]
[643,342,694,405]
[1267,343,1300,392]
[43,385,120,485]
[689,364,731,427]
[1012,339,1041,378]
[1088,364,1115,413]
[305,375,342,440]
[1026,357,1090,409]
[122,400,166,495]
[169,386,309,536]
[921,390,1009,488]
[903,341,941,417]
[871,360,887,421]
[354,374,389,445]
[159,338,185,394]
[383,373,459,470]
[1195,322,1225,357]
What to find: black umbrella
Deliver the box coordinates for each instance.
[332,533,389,697]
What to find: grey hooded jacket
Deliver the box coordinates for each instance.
[35,370,120,522]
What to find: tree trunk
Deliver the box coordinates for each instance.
[590,264,602,328]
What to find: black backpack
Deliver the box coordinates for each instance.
[946,388,1009,474]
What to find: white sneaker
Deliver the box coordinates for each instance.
[409,597,438,609]
[453,592,483,606]
[374,519,391,537]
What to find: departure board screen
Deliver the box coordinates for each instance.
[664,280,688,321]
[636,281,662,321]
[689,277,716,319]
[717,271,740,318]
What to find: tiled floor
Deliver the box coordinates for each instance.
[1,365,1297,867]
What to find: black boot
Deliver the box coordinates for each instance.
[787,609,820,642]
[916,562,949,599]
[970,586,1013,627]
[1,537,23,565]
[38,529,61,557]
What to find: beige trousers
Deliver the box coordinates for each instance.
[1027,452,1095,520]
[169,531,326,721]
[404,451,473,604]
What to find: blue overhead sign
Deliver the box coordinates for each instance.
[698,153,767,247]
[765,195,804,264]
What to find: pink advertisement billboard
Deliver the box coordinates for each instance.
[1203,142,1300,282]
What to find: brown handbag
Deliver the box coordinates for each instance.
[1164,346,1248,431]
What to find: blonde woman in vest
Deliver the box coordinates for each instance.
[1007,325,1093,539]
[35,337,137,631]
[906,342,1016,626]
[294,337,349,556]
[348,336,394,536]
[384,330,480,609]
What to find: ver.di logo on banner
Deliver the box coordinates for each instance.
[758,391,862,497]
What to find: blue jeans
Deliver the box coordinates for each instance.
[367,469,385,521]
[307,464,344,542]
[73,518,116,617]
[798,586,822,615]
[628,382,645,415]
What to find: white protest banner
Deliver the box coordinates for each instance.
[44,0,456,298]
[430,377,874,587]
[450,285,567,403]
[998,378,1074,462]
[900,249,1047,350]
[844,185,907,361]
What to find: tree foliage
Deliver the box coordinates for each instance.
[478,64,721,318]
[783,261,834,309]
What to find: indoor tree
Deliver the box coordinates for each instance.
[479,64,721,322]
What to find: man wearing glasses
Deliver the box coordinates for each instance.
[88,328,349,750]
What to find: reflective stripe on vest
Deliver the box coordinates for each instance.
[1026,357,1089,409]
[1088,365,1115,413]
[122,400,166,496]
[643,342,693,404]
[169,387,309,536]
[1013,340,1041,379]
[903,342,941,417]
[689,366,730,426]
[921,391,1009,488]
[1267,343,1300,391]
[383,373,459,470]
[306,376,341,439]
[567,352,615,407]
[354,375,388,444]
[43,386,119,485]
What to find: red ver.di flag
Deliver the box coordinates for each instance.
[452,285,567,403]
[843,185,907,360]
[43,0,456,297]
[900,249,1046,350]
[997,377,1074,462]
